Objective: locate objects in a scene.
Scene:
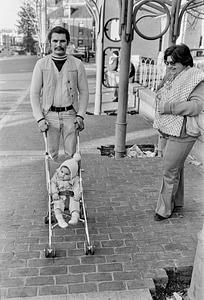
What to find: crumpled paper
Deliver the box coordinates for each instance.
[166,292,183,300]
[126,144,156,158]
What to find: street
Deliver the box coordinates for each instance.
[0,56,36,123]
[0,55,37,74]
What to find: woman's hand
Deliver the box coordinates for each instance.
[157,102,166,114]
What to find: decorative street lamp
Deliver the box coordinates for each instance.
[86,0,106,115]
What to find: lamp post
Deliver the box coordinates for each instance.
[86,0,105,115]
[115,0,134,158]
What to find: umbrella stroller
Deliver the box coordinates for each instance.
[43,131,95,258]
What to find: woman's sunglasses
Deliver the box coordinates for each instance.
[164,60,176,66]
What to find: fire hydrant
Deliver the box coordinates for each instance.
[188,223,204,300]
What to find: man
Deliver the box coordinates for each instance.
[30,26,89,160]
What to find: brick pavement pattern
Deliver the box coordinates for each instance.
[0,80,204,299]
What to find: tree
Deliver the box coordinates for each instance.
[16,1,37,53]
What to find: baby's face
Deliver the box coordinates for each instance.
[59,166,71,180]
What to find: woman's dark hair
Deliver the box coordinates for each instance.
[164,44,193,67]
[47,26,70,43]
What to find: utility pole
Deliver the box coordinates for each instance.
[115,0,133,158]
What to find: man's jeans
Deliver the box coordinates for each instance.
[45,109,77,160]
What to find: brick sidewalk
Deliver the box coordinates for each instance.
[0,72,204,299]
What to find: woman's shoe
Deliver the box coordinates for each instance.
[154,213,168,221]
[173,206,183,213]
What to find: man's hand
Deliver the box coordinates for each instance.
[52,193,59,201]
[75,115,84,131]
[38,118,49,132]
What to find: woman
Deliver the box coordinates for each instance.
[153,44,204,221]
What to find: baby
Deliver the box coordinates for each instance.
[51,153,81,228]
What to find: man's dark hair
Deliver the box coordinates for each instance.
[47,26,70,43]
[164,44,193,67]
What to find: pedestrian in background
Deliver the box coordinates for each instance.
[153,43,204,221]
[108,50,120,102]
[107,50,135,102]
[30,26,89,161]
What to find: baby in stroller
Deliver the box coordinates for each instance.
[51,153,81,228]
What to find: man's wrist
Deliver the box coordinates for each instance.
[76,115,84,120]
[52,192,59,198]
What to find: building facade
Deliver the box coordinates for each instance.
[47,0,93,50]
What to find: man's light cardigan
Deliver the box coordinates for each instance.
[30,54,89,122]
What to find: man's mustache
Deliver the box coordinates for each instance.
[55,46,64,50]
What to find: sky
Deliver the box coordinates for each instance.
[0,0,24,30]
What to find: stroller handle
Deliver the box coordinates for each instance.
[77,132,80,154]
[43,131,49,154]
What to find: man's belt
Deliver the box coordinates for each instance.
[50,105,73,112]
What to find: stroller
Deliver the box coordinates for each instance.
[43,131,95,258]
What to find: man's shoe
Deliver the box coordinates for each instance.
[112,98,118,102]
[154,213,168,221]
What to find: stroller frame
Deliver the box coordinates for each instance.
[43,131,95,258]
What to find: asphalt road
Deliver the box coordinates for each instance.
[0,55,37,121]
[0,55,37,74]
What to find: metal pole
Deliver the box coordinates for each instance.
[115,0,133,158]
[94,0,105,115]
[41,0,48,56]
[94,37,103,114]
[169,0,181,45]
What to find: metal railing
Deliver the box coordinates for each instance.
[133,57,204,92]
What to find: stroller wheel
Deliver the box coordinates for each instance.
[89,243,95,255]
[44,213,56,224]
[44,245,56,258]
[84,241,95,255]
